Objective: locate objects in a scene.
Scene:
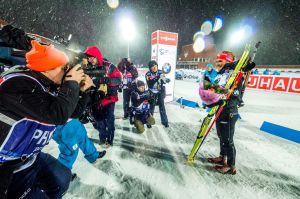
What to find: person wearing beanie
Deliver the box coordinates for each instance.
[0,39,92,198]
[117,58,138,119]
[204,63,218,82]
[206,50,256,175]
[148,60,157,69]
[145,60,169,128]
[130,80,155,133]
[83,46,122,147]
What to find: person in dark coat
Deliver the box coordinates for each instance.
[84,46,122,147]
[145,60,170,127]
[117,58,138,119]
[0,39,88,198]
[208,51,255,175]
[130,80,155,133]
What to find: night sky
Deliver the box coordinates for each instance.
[1,0,299,65]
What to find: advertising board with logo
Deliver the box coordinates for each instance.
[151,30,178,102]
[247,75,300,94]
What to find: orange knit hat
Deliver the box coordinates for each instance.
[26,40,69,72]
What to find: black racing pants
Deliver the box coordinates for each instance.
[216,112,239,167]
[123,88,132,118]
[150,92,168,126]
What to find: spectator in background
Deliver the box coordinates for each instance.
[202,63,218,109]
[117,58,138,119]
[263,68,270,75]
[272,70,280,75]
[252,68,259,75]
[204,63,218,82]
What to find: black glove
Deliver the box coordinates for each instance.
[204,75,211,83]
[243,61,256,72]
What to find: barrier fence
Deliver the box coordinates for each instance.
[247,75,300,94]
[140,69,300,94]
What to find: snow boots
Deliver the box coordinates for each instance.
[208,156,226,165]
[215,165,237,175]
[208,156,237,175]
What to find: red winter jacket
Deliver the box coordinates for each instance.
[84,46,122,106]
[102,60,122,106]
[84,46,103,66]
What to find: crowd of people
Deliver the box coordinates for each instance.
[0,20,257,198]
[0,22,171,198]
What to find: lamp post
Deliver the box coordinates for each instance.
[120,17,136,59]
[127,40,130,59]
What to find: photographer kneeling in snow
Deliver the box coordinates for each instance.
[130,80,155,133]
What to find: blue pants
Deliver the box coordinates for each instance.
[7,152,71,199]
[53,119,99,169]
[93,103,115,145]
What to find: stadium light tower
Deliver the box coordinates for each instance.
[119,17,136,59]
[230,29,246,45]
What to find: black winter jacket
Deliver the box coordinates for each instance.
[0,70,87,147]
[131,89,153,108]
[120,64,138,90]
[217,61,255,114]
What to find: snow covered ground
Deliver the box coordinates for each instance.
[44,80,300,199]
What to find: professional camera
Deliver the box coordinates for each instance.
[67,51,108,81]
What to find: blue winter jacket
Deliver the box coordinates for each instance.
[204,69,218,83]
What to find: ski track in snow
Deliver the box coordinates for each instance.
[43,80,300,199]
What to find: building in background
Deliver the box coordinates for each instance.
[176,43,217,70]
[176,43,300,74]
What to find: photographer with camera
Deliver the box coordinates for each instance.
[117,58,138,119]
[130,80,155,133]
[0,39,89,198]
[0,22,106,180]
[83,46,122,147]
[145,60,170,128]
[52,70,106,175]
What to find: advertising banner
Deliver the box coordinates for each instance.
[247,75,300,94]
[151,30,178,102]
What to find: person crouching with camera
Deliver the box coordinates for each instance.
[83,46,122,147]
[0,40,85,199]
[130,80,155,133]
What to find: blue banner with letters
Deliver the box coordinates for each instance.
[0,118,56,162]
